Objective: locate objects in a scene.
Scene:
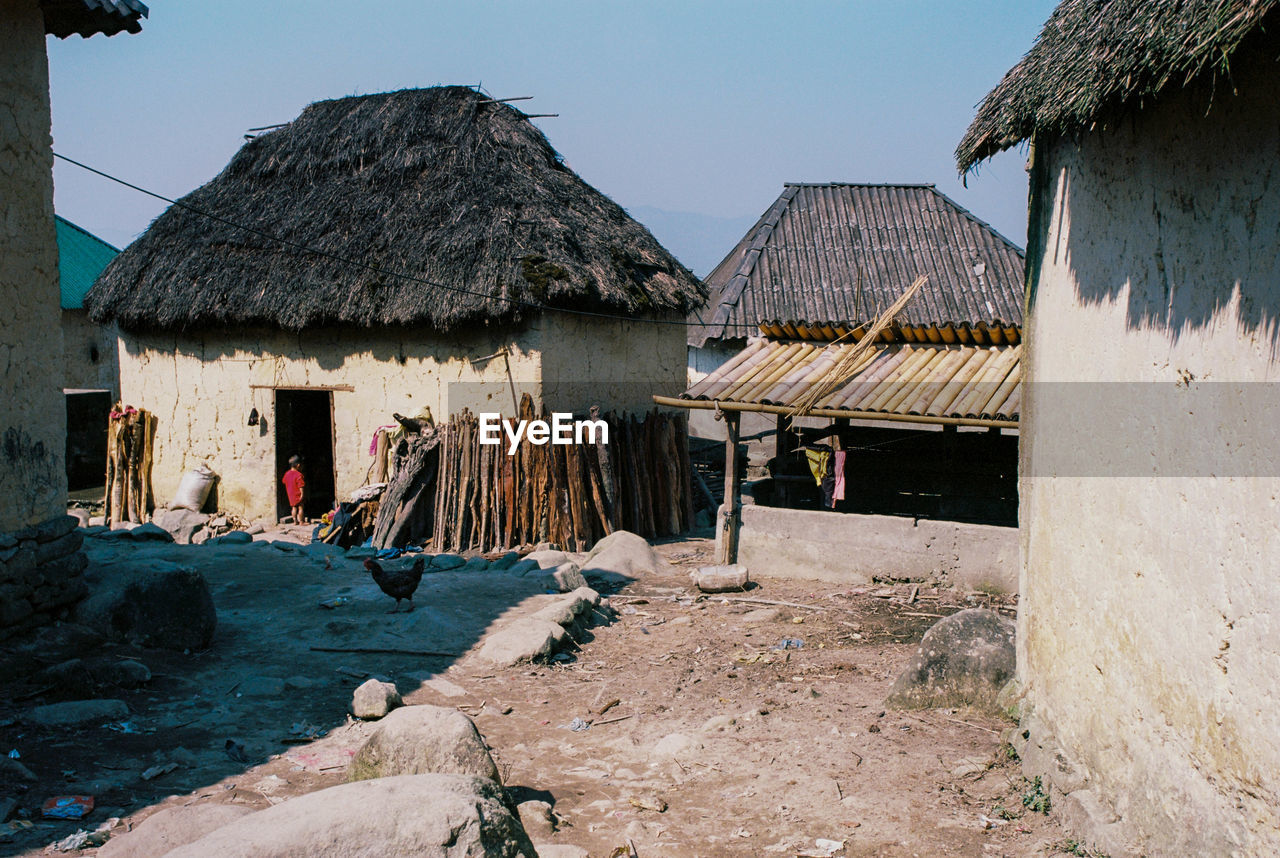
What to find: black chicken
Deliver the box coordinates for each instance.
[364,556,426,613]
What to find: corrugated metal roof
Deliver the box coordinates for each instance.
[671,338,1020,425]
[42,0,147,38]
[690,183,1025,347]
[56,216,119,310]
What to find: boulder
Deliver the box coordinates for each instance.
[430,554,466,571]
[27,698,129,727]
[490,551,520,570]
[352,678,402,720]
[886,608,1016,711]
[692,564,749,593]
[152,509,210,545]
[534,846,589,858]
[162,774,536,858]
[218,530,253,545]
[129,522,175,542]
[0,755,37,783]
[348,705,500,783]
[508,559,540,576]
[580,531,658,580]
[461,556,490,573]
[549,562,587,593]
[97,804,252,858]
[74,560,216,650]
[95,658,152,688]
[517,800,556,838]
[68,509,91,528]
[525,549,572,570]
[474,618,568,666]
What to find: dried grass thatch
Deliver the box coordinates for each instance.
[88,86,705,332]
[956,0,1280,172]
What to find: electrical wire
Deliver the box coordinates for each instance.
[54,152,758,332]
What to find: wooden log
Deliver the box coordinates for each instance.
[676,413,695,532]
[718,411,742,564]
[692,564,750,593]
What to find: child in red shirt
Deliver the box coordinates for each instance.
[282,455,305,523]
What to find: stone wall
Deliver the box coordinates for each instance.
[116,311,688,521]
[0,515,86,641]
[1018,48,1280,856]
[0,0,68,533]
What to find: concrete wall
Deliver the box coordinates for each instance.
[116,311,687,521]
[63,310,120,394]
[1018,51,1280,856]
[0,1,67,532]
[732,503,1017,592]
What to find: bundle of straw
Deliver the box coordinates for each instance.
[788,275,928,418]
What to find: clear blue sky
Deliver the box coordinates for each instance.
[48,1,1056,272]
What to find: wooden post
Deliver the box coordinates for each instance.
[718,411,741,564]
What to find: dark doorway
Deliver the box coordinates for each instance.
[65,391,112,491]
[274,389,336,522]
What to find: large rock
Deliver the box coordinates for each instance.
[886,608,1015,711]
[162,775,536,858]
[352,678,402,720]
[26,698,129,727]
[473,618,567,666]
[524,549,572,570]
[348,705,500,783]
[152,509,210,545]
[580,531,658,580]
[74,560,216,650]
[98,804,252,858]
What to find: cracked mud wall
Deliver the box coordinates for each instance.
[0,1,68,533]
[1019,50,1280,856]
[117,325,547,521]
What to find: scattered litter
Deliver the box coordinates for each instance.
[0,819,34,839]
[562,717,590,732]
[318,596,349,610]
[289,722,327,740]
[103,720,139,734]
[42,795,94,820]
[795,838,845,857]
[627,794,667,813]
[51,818,118,852]
[978,814,1008,829]
[773,638,804,650]
[5,750,17,759]
[141,762,179,781]
[224,739,250,763]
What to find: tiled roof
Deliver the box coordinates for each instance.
[56,216,119,310]
[42,0,147,38]
[668,338,1020,426]
[690,183,1025,347]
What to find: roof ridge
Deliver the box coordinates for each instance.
[784,181,937,189]
[55,214,121,253]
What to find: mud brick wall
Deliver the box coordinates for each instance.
[0,515,88,641]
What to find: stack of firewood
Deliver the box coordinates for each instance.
[369,394,694,552]
[104,404,155,525]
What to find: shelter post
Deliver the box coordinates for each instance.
[717,410,742,564]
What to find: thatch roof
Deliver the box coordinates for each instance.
[956,0,1280,172]
[88,86,705,333]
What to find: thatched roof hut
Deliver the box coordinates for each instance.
[956,0,1280,171]
[89,86,705,332]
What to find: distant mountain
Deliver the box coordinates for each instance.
[629,205,757,279]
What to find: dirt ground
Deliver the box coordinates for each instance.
[0,529,1079,858]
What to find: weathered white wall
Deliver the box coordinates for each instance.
[1020,54,1280,856]
[117,312,687,521]
[0,1,67,532]
[733,503,1017,591]
[62,311,119,394]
